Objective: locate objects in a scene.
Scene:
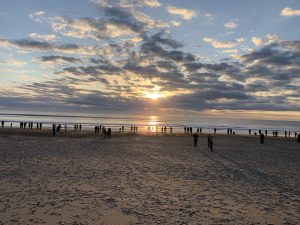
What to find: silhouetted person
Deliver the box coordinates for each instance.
[10,123,12,128]
[230,129,233,135]
[295,132,297,138]
[285,131,287,138]
[184,127,186,133]
[122,126,124,132]
[208,134,214,152]
[260,133,265,144]
[164,126,167,133]
[107,128,111,138]
[190,127,192,133]
[254,132,257,136]
[288,131,290,138]
[56,124,61,136]
[170,126,173,133]
[249,129,251,135]
[197,128,199,133]
[40,123,42,130]
[265,130,267,136]
[193,133,199,147]
[214,128,216,134]
[259,130,261,135]
[37,123,39,130]
[52,124,56,136]
[227,128,229,134]
[200,128,202,134]
[298,134,300,143]
[1,121,4,128]
[79,124,82,131]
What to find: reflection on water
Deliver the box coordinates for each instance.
[148,116,158,132]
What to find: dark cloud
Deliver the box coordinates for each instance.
[41,55,82,63]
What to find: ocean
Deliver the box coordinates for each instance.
[0,111,299,136]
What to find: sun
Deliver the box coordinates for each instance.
[144,92,165,100]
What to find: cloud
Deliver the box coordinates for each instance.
[29,11,45,22]
[224,21,237,29]
[29,33,57,42]
[142,0,161,7]
[252,34,279,47]
[40,55,82,64]
[0,38,104,55]
[281,7,300,16]
[0,59,26,67]
[171,20,181,27]
[167,6,197,20]
[203,37,245,49]
[114,0,162,8]
[48,7,170,40]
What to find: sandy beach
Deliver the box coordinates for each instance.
[0,129,299,225]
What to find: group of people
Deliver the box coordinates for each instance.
[193,133,214,151]
[160,126,173,133]
[52,124,61,136]
[74,124,82,131]
[130,126,138,132]
[227,128,235,135]
[94,125,112,138]
[184,127,193,133]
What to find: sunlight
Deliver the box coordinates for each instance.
[144,92,165,100]
[148,115,158,132]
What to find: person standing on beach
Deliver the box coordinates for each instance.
[298,134,300,143]
[107,128,111,138]
[56,124,61,136]
[52,124,56,136]
[214,128,216,134]
[193,133,199,147]
[208,134,214,152]
[260,133,265,144]
[2,120,5,128]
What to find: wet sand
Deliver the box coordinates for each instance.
[0,129,299,224]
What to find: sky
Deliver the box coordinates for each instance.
[0,0,300,119]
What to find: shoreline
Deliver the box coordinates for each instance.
[0,127,299,142]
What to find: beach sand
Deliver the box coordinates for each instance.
[0,129,299,224]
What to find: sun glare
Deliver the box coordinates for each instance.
[144,92,165,100]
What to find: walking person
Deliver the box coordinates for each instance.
[52,124,56,136]
[193,133,199,148]
[260,133,265,144]
[107,128,111,138]
[208,134,214,152]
